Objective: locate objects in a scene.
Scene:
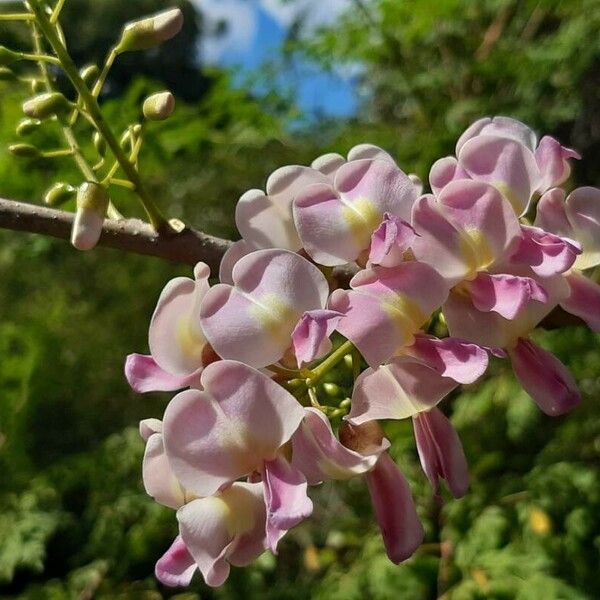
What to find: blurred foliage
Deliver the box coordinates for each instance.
[0,0,599,598]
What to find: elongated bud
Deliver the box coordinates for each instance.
[71,182,109,251]
[115,8,183,54]
[80,64,100,85]
[9,143,40,158]
[93,131,106,157]
[0,67,17,81]
[23,92,71,120]
[44,182,75,206]
[143,91,174,120]
[16,118,42,137]
[0,46,20,66]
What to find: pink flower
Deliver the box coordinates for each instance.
[125,263,213,393]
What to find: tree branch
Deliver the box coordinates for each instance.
[0,197,231,272]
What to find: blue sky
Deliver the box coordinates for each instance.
[194,0,358,117]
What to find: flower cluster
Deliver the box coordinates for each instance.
[127,116,599,588]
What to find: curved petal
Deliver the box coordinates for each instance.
[219,239,255,285]
[429,156,470,195]
[349,357,459,424]
[560,271,600,332]
[311,152,346,176]
[403,335,488,384]
[163,361,305,497]
[509,338,580,416]
[456,116,537,154]
[155,536,197,588]
[125,354,199,393]
[291,309,344,366]
[458,135,541,215]
[201,249,329,368]
[291,408,382,485]
[413,408,469,498]
[365,453,424,564]
[535,188,571,235]
[148,263,211,377]
[347,143,394,163]
[368,214,416,267]
[143,432,186,509]
[566,187,600,270]
[535,135,580,193]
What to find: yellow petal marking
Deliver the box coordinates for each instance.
[176,315,207,361]
[250,293,299,343]
[341,197,382,251]
[458,227,495,279]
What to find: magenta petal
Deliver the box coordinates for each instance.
[509,338,580,416]
[413,408,469,498]
[291,408,384,485]
[510,225,581,277]
[534,135,580,192]
[365,453,424,564]
[561,271,600,332]
[291,309,344,366]
[155,536,197,588]
[368,214,416,267]
[263,455,313,553]
[125,354,199,393]
[404,335,488,384]
[467,272,548,320]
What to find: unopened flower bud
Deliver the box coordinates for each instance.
[80,64,100,85]
[16,118,42,137]
[44,182,75,206]
[71,182,109,251]
[143,91,175,121]
[0,46,20,66]
[9,143,40,158]
[23,92,71,120]
[93,131,106,157]
[115,8,183,54]
[0,67,17,81]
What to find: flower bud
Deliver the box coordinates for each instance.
[115,8,183,54]
[71,182,109,251]
[80,64,99,85]
[0,67,17,81]
[16,118,42,137]
[44,182,75,206]
[93,131,106,157]
[0,46,20,66]
[143,91,175,121]
[23,92,71,120]
[9,143,40,158]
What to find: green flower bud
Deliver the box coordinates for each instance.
[23,92,71,119]
[80,64,100,85]
[0,46,20,67]
[16,118,42,137]
[132,123,142,135]
[93,131,106,157]
[323,382,341,397]
[44,182,75,206]
[71,182,109,251]
[143,91,175,121]
[9,143,40,158]
[0,67,17,81]
[115,8,183,54]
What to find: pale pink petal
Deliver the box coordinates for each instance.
[263,455,313,553]
[365,453,424,564]
[201,249,329,368]
[413,408,469,498]
[561,271,600,332]
[467,272,548,320]
[565,187,600,269]
[408,173,424,196]
[509,338,580,416]
[291,408,384,485]
[509,225,581,277]
[139,417,162,441]
[235,166,328,251]
[347,143,394,163]
[535,135,580,192]
[291,309,344,366]
[143,432,186,509]
[148,263,211,377]
[403,335,488,384]
[177,482,266,587]
[219,239,255,285]
[349,357,459,424]
[535,188,572,236]
[155,536,197,587]
[163,361,305,497]
[456,116,537,154]
[311,152,346,177]
[125,354,199,393]
[429,156,470,195]
[368,214,416,267]
[458,135,541,215]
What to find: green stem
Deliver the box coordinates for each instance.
[308,340,355,384]
[19,52,61,65]
[91,48,117,98]
[0,13,35,21]
[50,0,67,24]
[28,0,168,231]
[42,148,74,158]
